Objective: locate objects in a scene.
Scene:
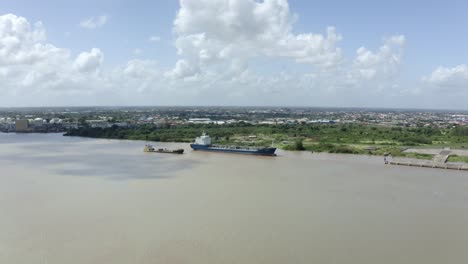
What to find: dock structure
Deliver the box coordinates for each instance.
[389,148,468,171]
[389,161,468,171]
[433,149,451,164]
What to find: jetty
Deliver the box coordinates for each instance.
[389,148,468,171]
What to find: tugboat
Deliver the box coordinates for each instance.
[143,144,184,154]
[190,132,276,156]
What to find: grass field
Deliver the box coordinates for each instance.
[447,155,468,163]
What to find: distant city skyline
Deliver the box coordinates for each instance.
[0,0,467,109]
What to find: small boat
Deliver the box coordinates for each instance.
[143,144,184,154]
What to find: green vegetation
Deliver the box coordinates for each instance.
[65,123,468,161]
[400,152,434,160]
[452,126,468,137]
[283,138,306,151]
[447,155,468,163]
[304,142,362,154]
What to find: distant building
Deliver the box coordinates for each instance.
[15,120,29,131]
[188,118,212,124]
[87,120,111,128]
[86,120,112,128]
[62,123,79,129]
[33,118,45,127]
[113,122,129,128]
[307,119,336,124]
[49,118,62,124]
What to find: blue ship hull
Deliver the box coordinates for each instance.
[190,144,276,156]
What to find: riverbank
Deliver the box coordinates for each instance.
[63,123,468,163]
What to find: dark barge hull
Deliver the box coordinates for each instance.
[146,149,184,154]
[190,144,276,156]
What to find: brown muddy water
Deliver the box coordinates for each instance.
[1,133,468,264]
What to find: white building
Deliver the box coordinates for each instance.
[33,118,45,127]
[188,118,212,124]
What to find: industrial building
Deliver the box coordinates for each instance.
[15,120,29,132]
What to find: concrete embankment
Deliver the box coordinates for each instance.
[389,160,468,171]
[389,148,468,171]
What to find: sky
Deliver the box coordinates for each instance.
[0,0,467,109]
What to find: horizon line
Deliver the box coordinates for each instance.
[0,105,468,112]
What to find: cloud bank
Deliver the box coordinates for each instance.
[423,64,468,92]
[0,0,465,108]
[167,0,343,79]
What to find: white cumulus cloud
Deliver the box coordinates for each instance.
[0,14,72,95]
[0,14,68,66]
[79,15,108,29]
[167,0,343,79]
[124,59,158,79]
[0,13,172,106]
[353,35,405,81]
[423,65,468,90]
[165,59,199,79]
[342,34,406,97]
[73,48,103,72]
[0,14,113,103]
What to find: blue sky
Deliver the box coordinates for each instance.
[0,0,467,108]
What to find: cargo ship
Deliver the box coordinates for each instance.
[144,144,184,154]
[190,132,276,156]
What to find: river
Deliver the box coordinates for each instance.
[1,133,467,263]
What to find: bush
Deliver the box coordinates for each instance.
[328,145,361,154]
[294,139,305,151]
[283,139,306,151]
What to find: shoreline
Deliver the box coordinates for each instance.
[64,133,468,164]
[3,132,468,168]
